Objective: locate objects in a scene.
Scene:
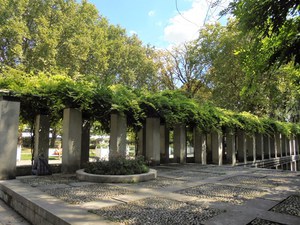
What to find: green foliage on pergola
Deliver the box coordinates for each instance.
[1,71,299,137]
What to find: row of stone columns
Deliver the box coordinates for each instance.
[0,97,87,179]
[33,109,86,174]
[1,95,300,179]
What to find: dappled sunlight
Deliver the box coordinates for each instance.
[89,197,225,225]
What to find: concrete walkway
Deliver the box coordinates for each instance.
[0,164,300,225]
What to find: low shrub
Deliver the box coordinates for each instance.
[84,156,149,175]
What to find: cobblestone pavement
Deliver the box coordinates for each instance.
[1,164,300,225]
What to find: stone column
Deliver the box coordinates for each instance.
[160,125,169,163]
[193,127,202,163]
[34,114,50,161]
[62,108,82,173]
[145,118,160,165]
[286,136,289,156]
[174,124,186,164]
[226,131,236,166]
[0,96,20,179]
[109,112,127,159]
[295,135,299,155]
[255,133,264,160]
[237,129,246,164]
[211,131,223,165]
[81,120,90,167]
[289,135,295,156]
[270,135,275,158]
[291,161,297,172]
[201,134,207,165]
[274,133,281,158]
[263,135,271,159]
[136,128,144,156]
[281,135,286,156]
[206,133,212,163]
[193,130,207,165]
[246,134,256,163]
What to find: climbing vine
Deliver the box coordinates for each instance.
[0,70,299,137]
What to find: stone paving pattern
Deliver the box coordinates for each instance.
[247,218,286,225]
[176,183,269,205]
[90,197,224,225]
[270,195,300,217]
[1,164,299,225]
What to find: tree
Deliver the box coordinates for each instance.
[193,20,300,122]
[1,0,108,75]
[224,0,300,65]
[195,21,254,111]
[154,43,210,99]
[0,0,158,90]
[105,29,158,90]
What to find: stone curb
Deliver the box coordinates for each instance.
[76,169,157,183]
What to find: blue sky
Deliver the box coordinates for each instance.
[88,0,230,48]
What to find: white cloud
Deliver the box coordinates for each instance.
[148,10,156,17]
[164,0,230,45]
[129,30,137,36]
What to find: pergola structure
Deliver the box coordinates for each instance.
[0,93,300,180]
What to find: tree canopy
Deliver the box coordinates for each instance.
[0,0,299,135]
[1,71,300,137]
[0,0,159,89]
[223,0,300,65]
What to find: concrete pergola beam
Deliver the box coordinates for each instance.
[274,133,282,158]
[34,114,50,161]
[81,120,91,166]
[237,129,246,164]
[226,131,236,166]
[211,131,223,166]
[62,108,82,173]
[246,134,256,163]
[263,135,271,159]
[0,96,20,179]
[109,112,127,159]
[160,125,169,163]
[255,133,264,160]
[174,124,187,164]
[145,117,160,165]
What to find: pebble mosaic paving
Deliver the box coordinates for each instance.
[176,183,269,205]
[247,218,287,225]
[159,170,222,180]
[19,174,78,187]
[132,176,186,189]
[19,176,134,204]
[270,195,300,217]
[221,175,281,188]
[89,197,224,225]
[13,166,300,225]
[252,170,300,178]
[43,184,134,204]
